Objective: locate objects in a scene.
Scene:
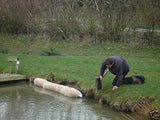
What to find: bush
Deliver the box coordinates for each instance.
[0,46,9,54]
[0,0,159,44]
[0,16,27,34]
[0,0,39,34]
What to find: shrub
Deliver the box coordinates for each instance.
[0,0,39,34]
[0,46,9,53]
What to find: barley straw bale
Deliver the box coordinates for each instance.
[34,78,46,87]
[34,78,82,98]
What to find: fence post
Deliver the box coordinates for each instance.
[8,57,20,74]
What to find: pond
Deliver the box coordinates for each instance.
[0,81,135,120]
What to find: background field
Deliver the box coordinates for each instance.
[0,35,159,114]
[0,0,160,119]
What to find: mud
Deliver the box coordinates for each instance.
[30,77,159,119]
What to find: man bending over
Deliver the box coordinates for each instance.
[100,56,145,91]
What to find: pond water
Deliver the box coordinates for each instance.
[0,82,135,120]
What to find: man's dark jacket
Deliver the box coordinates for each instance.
[100,56,129,87]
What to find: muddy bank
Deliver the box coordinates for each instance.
[56,79,159,119]
[30,77,158,119]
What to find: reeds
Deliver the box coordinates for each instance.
[0,0,159,43]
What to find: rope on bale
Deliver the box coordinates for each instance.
[34,78,83,98]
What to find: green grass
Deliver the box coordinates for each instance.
[0,34,160,111]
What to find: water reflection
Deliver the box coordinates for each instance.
[34,86,83,105]
[0,82,134,120]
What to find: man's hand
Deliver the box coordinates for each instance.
[100,75,103,81]
[112,86,118,91]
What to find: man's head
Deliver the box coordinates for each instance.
[104,58,114,68]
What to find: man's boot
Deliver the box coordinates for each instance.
[132,75,145,84]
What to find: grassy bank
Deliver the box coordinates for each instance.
[0,35,160,119]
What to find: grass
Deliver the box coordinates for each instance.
[0,34,160,113]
